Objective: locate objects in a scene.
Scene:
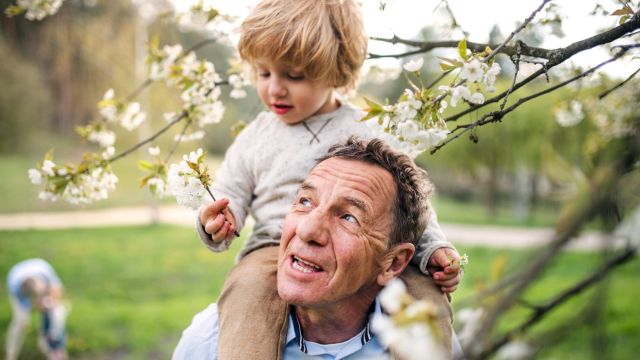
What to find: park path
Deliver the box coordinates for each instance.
[0,205,625,251]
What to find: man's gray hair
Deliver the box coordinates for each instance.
[317,136,433,247]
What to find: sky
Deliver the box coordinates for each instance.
[169,0,637,78]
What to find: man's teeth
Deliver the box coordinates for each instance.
[293,256,321,273]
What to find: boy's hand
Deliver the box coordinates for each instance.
[427,248,462,294]
[200,198,237,243]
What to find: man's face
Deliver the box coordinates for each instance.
[277,158,397,307]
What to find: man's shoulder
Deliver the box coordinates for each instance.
[172,303,219,360]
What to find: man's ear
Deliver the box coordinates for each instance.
[377,243,415,287]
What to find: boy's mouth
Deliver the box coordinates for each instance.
[272,103,293,115]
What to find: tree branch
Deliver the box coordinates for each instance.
[108,111,187,163]
[486,0,551,63]
[598,66,640,99]
[368,36,551,59]
[431,54,622,154]
[481,247,637,358]
[444,9,640,123]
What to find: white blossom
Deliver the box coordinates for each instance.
[42,160,56,177]
[39,191,58,202]
[28,169,43,185]
[15,0,65,21]
[147,177,167,197]
[175,130,205,142]
[120,102,146,131]
[230,88,247,99]
[361,64,402,84]
[102,146,115,160]
[167,162,207,210]
[555,100,584,127]
[403,57,424,72]
[416,128,450,150]
[88,130,116,148]
[469,92,485,105]
[456,307,485,348]
[496,341,534,360]
[484,62,502,89]
[450,85,471,107]
[148,146,160,156]
[379,279,407,314]
[460,58,484,83]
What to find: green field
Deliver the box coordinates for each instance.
[0,225,637,359]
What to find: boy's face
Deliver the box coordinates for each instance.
[255,59,338,124]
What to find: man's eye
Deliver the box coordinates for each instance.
[341,214,358,224]
[299,197,312,207]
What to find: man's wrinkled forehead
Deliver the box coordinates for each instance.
[302,158,395,215]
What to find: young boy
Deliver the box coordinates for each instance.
[196,0,462,357]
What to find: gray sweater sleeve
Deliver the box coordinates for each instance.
[411,200,457,275]
[195,116,260,252]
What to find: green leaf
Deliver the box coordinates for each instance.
[138,160,154,171]
[436,56,463,67]
[440,63,457,71]
[363,97,384,113]
[458,38,468,60]
[619,15,631,25]
[4,5,25,18]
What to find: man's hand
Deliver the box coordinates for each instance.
[200,198,237,243]
[427,248,462,294]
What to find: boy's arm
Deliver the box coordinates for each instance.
[412,202,463,293]
[196,118,259,251]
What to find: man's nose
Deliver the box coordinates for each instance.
[268,77,287,98]
[296,209,329,247]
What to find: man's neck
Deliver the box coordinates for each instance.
[293,291,377,344]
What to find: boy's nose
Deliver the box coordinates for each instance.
[268,78,287,98]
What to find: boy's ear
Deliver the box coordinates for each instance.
[377,243,415,287]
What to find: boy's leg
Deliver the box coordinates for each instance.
[217,245,288,360]
[400,265,453,358]
[6,296,30,360]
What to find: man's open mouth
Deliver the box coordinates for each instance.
[292,255,323,273]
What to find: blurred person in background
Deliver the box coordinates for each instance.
[6,258,69,360]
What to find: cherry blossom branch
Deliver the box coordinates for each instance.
[445,10,640,123]
[431,53,623,154]
[598,66,640,99]
[368,37,551,60]
[108,111,188,163]
[480,246,637,359]
[124,38,219,103]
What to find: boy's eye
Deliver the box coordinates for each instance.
[287,73,304,80]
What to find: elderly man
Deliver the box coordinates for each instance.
[174,137,453,359]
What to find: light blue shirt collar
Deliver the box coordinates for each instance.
[284,299,386,359]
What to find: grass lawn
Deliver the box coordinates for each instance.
[0,225,637,358]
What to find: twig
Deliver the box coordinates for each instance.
[485,0,552,63]
[164,117,193,163]
[108,111,188,163]
[427,70,452,90]
[598,66,640,99]
[432,54,622,154]
[444,10,640,123]
[368,37,551,59]
[125,38,219,103]
[499,43,522,111]
[481,247,637,358]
